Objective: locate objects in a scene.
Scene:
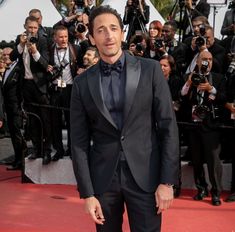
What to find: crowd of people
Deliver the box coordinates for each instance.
[0,0,235,216]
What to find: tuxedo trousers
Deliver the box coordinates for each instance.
[95,159,161,232]
[23,80,52,156]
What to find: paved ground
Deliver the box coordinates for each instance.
[0,137,14,162]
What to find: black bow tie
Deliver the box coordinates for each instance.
[101,60,122,76]
[57,47,67,51]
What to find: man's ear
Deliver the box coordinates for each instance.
[89,34,96,46]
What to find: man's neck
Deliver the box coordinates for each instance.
[100,50,123,64]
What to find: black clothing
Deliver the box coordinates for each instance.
[48,43,79,156]
[10,33,52,158]
[182,72,226,196]
[123,4,149,44]
[2,62,27,165]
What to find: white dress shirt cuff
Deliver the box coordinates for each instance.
[17,44,24,54]
[32,51,40,62]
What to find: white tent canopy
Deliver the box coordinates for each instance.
[208,3,228,40]
[0,0,62,42]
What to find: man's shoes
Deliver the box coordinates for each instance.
[174,186,181,198]
[27,153,39,160]
[193,189,209,200]
[52,151,64,161]
[225,192,235,202]
[42,154,51,165]
[64,149,71,157]
[6,163,22,171]
[212,195,221,206]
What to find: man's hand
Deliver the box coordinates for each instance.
[84,196,105,225]
[0,120,3,128]
[198,81,212,92]
[19,33,27,47]
[225,102,235,113]
[155,184,174,214]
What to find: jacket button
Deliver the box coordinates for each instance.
[121,136,125,141]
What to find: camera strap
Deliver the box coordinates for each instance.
[56,47,68,67]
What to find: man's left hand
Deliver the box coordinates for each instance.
[155,184,174,214]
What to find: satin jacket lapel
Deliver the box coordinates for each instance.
[123,52,141,125]
[87,62,118,129]
[3,65,17,87]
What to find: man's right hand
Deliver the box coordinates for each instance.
[84,196,105,225]
[19,33,27,46]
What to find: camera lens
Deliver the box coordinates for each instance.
[154,38,164,49]
[76,23,86,33]
[135,43,143,52]
[195,36,205,47]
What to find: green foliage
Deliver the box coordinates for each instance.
[152,0,175,19]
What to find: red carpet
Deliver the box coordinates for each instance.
[0,165,234,232]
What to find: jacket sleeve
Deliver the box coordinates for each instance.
[152,61,180,185]
[70,77,94,198]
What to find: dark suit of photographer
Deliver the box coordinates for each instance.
[10,16,52,165]
[149,21,188,76]
[186,25,226,75]
[223,70,235,202]
[181,0,210,40]
[181,51,226,206]
[2,48,27,170]
[123,0,149,44]
[47,26,79,160]
[221,1,235,37]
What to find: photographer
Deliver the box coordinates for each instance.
[186,25,226,74]
[156,21,188,76]
[181,0,210,40]
[221,0,235,36]
[54,0,89,45]
[47,25,80,160]
[10,16,52,165]
[181,51,226,206]
[128,33,148,57]
[123,0,149,44]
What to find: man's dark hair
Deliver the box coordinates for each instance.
[88,5,123,37]
[164,21,178,33]
[24,15,39,25]
[53,25,68,35]
[86,46,100,58]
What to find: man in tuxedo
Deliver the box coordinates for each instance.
[70,5,179,232]
[10,16,52,165]
[2,47,27,170]
[47,25,80,160]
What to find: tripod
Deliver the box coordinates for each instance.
[125,10,147,44]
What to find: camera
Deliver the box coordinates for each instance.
[193,104,211,120]
[49,58,69,81]
[75,22,86,33]
[191,73,206,86]
[201,60,209,74]
[229,0,235,9]
[195,25,206,48]
[135,43,144,52]
[27,33,38,44]
[154,38,164,49]
[191,60,208,86]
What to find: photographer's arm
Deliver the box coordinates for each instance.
[181,74,192,96]
[139,4,150,24]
